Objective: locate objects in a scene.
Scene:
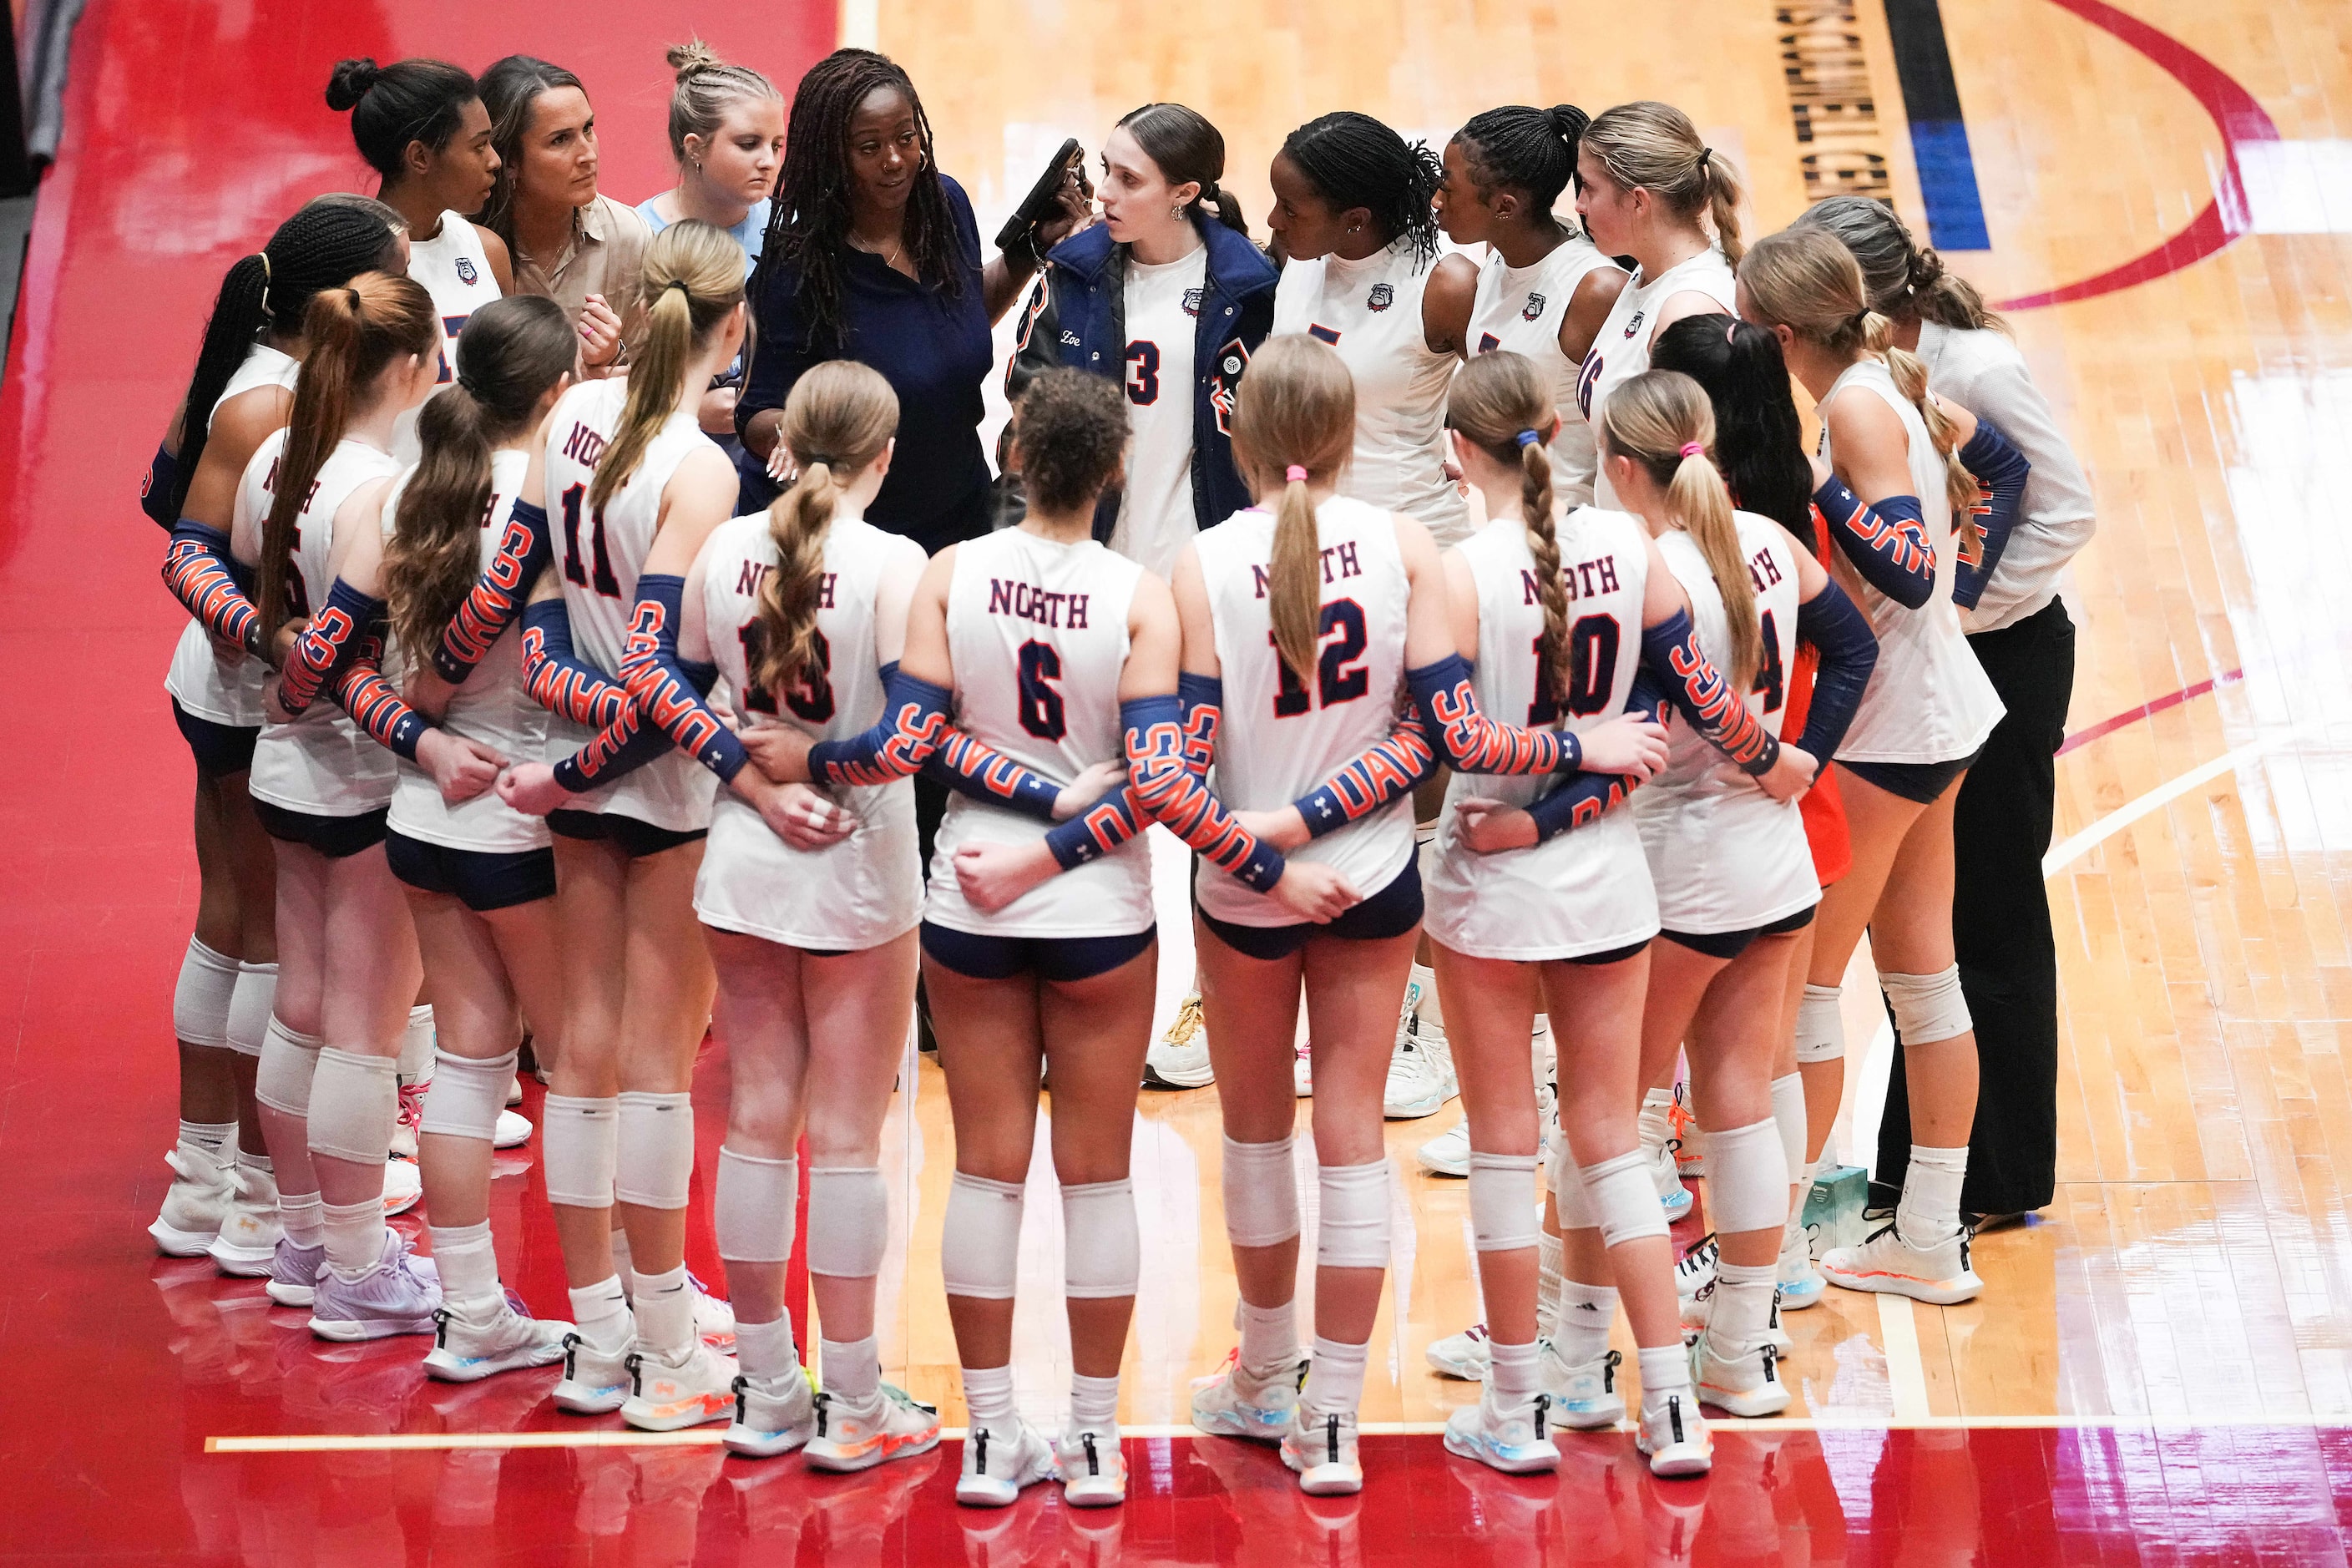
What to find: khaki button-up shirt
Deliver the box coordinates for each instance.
[513,193,650,342]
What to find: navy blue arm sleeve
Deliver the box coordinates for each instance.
[1952,419,2032,611]
[1638,608,1781,776]
[143,444,180,529]
[1793,579,1879,763]
[1521,670,1669,843]
[617,574,750,783]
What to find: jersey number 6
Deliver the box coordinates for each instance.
[1017,640,1067,741]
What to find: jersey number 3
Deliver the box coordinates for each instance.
[1271,599,1369,716]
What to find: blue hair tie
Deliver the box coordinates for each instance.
[1515,428,1541,449]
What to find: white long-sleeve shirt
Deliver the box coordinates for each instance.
[1919,321,2097,633]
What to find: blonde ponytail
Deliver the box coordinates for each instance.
[750,359,898,704]
[1446,350,1571,708]
[1229,335,1356,687]
[1601,369,1760,686]
[1884,343,1981,555]
[591,220,745,516]
[1582,101,1743,265]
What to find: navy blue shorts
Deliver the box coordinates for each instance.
[1196,855,1424,962]
[1563,937,1651,967]
[1837,750,1980,806]
[919,922,1156,983]
[174,701,258,777]
[547,809,707,858]
[1661,903,1816,962]
[386,829,556,913]
[252,799,389,859]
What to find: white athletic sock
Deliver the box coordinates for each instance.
[1785,1161,1821,1257]
[822,1335,879,1403]
[280,1191,323,1247]
[735,1314,797,1384]
[1898,1144,1969,1246]
[567,1276,632,1356]
[180,1119,235,1159]
[1237,1296,1297,1378]
[427,1222,501,1316]
[1302,1335,1369,1416]
[1537,1232,1565,1338]
[321,1199,381,1282]
[631,1264,694,1358]
[1407,962,1442,1028]
[1552,1279,1617,1367]
[1636,1343,1693,1415]
[1070,1372,1120,1431]
[609,1226,634,1294]
[1490,1337,1540,1402]
[397,1005,436,1083]
[962,1363,1016,1427]
[1709,1261,1777,1353]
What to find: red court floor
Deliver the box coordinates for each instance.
[5,0,2351,1561]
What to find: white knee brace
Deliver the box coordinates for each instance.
[306,1048,398,1164]
[1221,1136,1301,1247]
[940,1171,1024,1299]
[540,1094,619,1208]
[225,963,277,1060]
[615,1091,695,1210]
[397,1005,436,1081]
[1795,983,1845,1065]
[1061,1180,1141,1299]
[418,1049,517,1142]
[1553,1144,1599,1230]
[808,1166,889,1278]
[1467,1152,1540,1252]
[1770,1072,1808,1181]
[1315,1160,1391,1270]
[1580,1151,1668,1248]
[171,938,240,1050]
[1702,1118,1791,1236]
[715,1147,797,1264]
[253,1017,323,1116]
[1881,964,1971,1044]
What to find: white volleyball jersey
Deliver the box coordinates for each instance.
[1582,246,1737,508]
[1192,494,1415,926]
[384,450,551,853]
[1635,515,1817,933]
[1426,507,1659,959]
[164,343,301,728]
[1818,359,2004,765]
[1110,244,1207,578]
[1274,239,1467,540]
[1471,239,1619,507]
[396,214,503,464]
[694,512,926,950]
[247,434,405,817]
[539,378,721,832]
[924,527,1155,938]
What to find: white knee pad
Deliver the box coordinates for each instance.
[1221,1136,1301,1247]
[225,963,277,1059]
[715,1147,798,1264]
[1702,1118,1791,1236]
[808,1166,889,1278]
[615,1091,695,1210]
[1468,1152,1540,1252]
[1061,1180,1141,1299]
[418,1049,517,1143]
[171,938,240,1050]
[306,1048,398,1164]
[1795,983,1845,1065]
[1581,1151,1668,1248]
[1881,964,1971,1044]
[397,1005,436,1081]
[1553,1146,1599,1230]
[1770,1072,1807,1181]
[1315,1160,1391,1270]
[540,1095,619,1208]
[940,1172,1024,1299]
[253,1017,323,1115]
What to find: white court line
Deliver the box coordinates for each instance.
[1878,1296,1931,1419]
[2042,731,2299,878]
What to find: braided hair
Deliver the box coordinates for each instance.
[1279,111,1444,267]
[165,196,407,519]
[759,49,962,356]
[1453,104,1591,224]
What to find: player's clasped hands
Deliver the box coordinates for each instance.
[1577,714,1672,781]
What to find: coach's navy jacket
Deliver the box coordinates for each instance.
[1002,215,1278,541]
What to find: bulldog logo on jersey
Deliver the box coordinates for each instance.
[454,257,478,286]
[1366,282,1394,312]
[1210,336,1250,436]
[1622,309,1646,339]
[1182,286,1204,317]
[1522,291,1546,321]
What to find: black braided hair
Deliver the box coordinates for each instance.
[166,198,407,518]
[326,57,478,186]
[1279,110,1444,266]
[758,48,963,357]
[1454,104,1590,221]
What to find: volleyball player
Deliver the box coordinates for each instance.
[1737,227,2006,1303]
[149,199,407,1269]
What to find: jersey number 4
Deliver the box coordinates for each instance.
[1753,609,1784,716]
[1271,599,1369,716]
[1017,640,1067,741]
[1528,613,1621,724]
[558,483,622,598]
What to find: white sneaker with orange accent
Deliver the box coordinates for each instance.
[803,1384,939,1471]
[620,1341,740,1431]
[1818,1222,1982,1305]
[1636,1388,1712,1477]
[1281,1408,1362,1495]
[724,1363,817,1459]
[1055,1422,1128,1506]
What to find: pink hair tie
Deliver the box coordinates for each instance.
[1679,442,1705,458]
[1285,464,1309,483]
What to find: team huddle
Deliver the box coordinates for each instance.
[139,38,2073,1507]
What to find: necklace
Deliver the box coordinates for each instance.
[848,228,907,272]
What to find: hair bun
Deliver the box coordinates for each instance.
[1909,245,1946,291]
[1546,104,1591,145]
[325,57,381,112]
[666,38,725,80]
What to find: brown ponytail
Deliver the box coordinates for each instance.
[1446,351,1571,708]
[1229,335,1355,685]
[591,219,745,516]
[751,361,898,701]
[1601,369,1761,685]
[259,271,436,645]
